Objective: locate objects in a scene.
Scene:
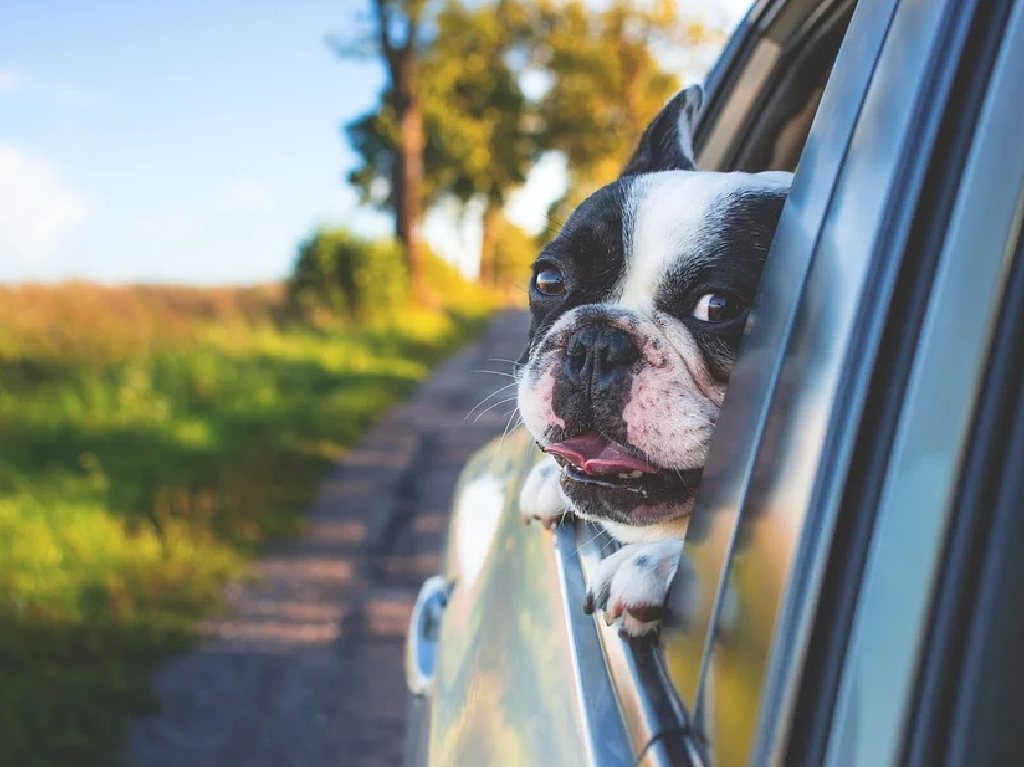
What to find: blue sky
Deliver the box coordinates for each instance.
[0,0,747,285]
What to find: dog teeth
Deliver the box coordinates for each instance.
[615,470,645,480]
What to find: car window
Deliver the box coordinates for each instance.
[658,0,860,709]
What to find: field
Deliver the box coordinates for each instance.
[0,283,492,767]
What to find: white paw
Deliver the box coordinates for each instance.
[519,455,570,529]
[584,540,684,637]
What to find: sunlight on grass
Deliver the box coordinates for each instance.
[0,283,493,767]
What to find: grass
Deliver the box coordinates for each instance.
[0,282,492,767]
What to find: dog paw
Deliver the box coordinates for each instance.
[519,455,570,529]
[584,540,684,637]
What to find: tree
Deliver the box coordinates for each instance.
[422,0,536,285]
[341,0,431,296]
[346,0,537,287]
[341,0,722,285]
[532,0,719,239]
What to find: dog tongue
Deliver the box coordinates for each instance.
[545,434,660,476]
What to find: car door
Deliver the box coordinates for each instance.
[656,0,1024,765]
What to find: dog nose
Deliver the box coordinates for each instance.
[565,325,639,389]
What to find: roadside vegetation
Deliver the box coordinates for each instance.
[0,247,493,767]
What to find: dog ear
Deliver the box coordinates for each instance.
[621,84,703,176]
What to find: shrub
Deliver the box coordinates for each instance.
[288,229,409,321]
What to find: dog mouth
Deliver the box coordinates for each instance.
[542,434,703,497]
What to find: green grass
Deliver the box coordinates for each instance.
[0,287,491,767]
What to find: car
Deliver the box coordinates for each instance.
[404,0,1024,764]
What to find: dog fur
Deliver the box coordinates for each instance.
[516,85,791,635]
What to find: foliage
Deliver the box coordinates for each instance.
[347,1,535,206]
[288,228,409,320]
[338,0,432,292]
[422,0,535,207]
[344,0,699,279]
[530,0,700,241]
[536,0,682,189]
[420,244,496,309]
[287,227,495,319]
[0,283,491,767]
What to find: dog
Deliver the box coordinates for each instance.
[516,84,791,636]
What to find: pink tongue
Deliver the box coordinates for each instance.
[545,434,660,476]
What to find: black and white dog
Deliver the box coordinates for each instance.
[516,85,790,636]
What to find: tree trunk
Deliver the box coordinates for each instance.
[478,198,502,286]
[394,56,425,298]
[376,0,426,300]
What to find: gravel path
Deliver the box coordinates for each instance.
[126,310,530,767]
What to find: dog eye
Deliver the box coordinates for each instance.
[692,293,745,322]
[534,266,565,296]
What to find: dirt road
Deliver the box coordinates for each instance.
[127,310,530,767]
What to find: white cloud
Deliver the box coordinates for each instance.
[0,142,90,276]
[0,68,25,94]
[211,178,275,215]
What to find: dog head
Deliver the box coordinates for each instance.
[517,86,791,539]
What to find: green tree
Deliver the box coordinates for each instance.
[342,0,722,284]
[288,228,409,320]
[533,0,720,239]
[422,0,536,286]
[340,0,431,297]
[348,0,536,287]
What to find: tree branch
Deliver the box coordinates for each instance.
[374,0,399,75]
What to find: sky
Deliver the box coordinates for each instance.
[0,0,749,285]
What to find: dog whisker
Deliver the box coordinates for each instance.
[495,406,520,458]
[464,383,517,421]
[485,357,524,368]
[567,524,611,562]
[470,369,519,379]
[471,397,517,424]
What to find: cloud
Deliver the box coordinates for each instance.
[211,178,275,215]
[0,68,25,94]
[0,142,90,276]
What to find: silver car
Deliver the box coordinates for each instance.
[406,0,1024,763]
